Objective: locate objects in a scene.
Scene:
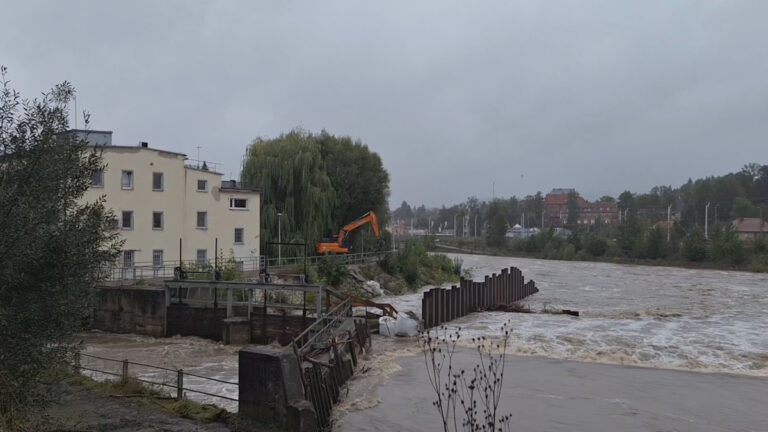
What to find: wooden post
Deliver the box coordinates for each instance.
[177,369,184,400]
[483,276,490,309]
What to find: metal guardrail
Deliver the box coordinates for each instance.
[292,298,353,357]
[101,251,390,283]
[74,352,238,403]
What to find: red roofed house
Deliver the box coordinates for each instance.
[732,218,768,241]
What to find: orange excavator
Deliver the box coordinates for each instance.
[316,211,382,254]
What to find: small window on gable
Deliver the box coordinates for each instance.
[153,172,163,191]
[234,228,244,244]
[197,179,208,191]
[229,198,248,209]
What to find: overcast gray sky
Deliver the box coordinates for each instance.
[2,1,767,207]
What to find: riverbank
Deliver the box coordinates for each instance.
[337,346,768,432]
[39,377,235,432]
[434,237,768,274]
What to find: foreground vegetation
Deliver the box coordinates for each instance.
[316,238,461,296]
[0,67,121,428]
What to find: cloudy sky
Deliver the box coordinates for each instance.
[2,1,767,207]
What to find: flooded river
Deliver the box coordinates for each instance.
[81,254,768,429]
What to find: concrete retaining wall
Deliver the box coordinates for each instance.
[92,287,166,337]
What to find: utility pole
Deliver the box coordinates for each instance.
[454,214,458,237]
[667,204,672,242]
[474,214,478,237]
[705,202,711,240]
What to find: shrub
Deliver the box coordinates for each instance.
[318,255,348,286]
[711,224,746,265]
[682,226,707,262]
[583,235,608,257]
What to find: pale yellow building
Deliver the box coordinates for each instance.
[78,130,260,277]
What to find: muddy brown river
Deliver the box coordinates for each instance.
[81,254,768,430]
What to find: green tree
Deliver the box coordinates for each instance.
[583,234,608,257]
[644,226,666,259]
[487,201,508,247]
[618,190,635,212]
[566,191,580,227]
[240,129,390,256]
[0,67,122,427]
[710,224,746,265]
[682,226,708,261]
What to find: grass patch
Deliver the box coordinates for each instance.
[64,374,229,423]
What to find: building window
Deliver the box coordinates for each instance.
[152,172,163,191]
[229,198,248,209]
[196,211,207,229]
[152,250,163,268]
[197,179,208,191]
[121,170,133,190]
[121,211,133,229]
[152,211,163,230]
[196,249,207,264]
[123,250,134,268]
[92,170,104,187]
[234,228,244,244]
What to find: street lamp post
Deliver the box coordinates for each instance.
[705,202,711,240]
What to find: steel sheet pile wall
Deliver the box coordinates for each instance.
[421,266,538,329]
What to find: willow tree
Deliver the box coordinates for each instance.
[241,129,390,257]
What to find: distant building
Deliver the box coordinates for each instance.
[79,131,261,274]
[505,224,540,238]
[545,188,618,227]
[732,218,768,241]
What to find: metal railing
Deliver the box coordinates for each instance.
[101,251,390,283]
[74,352,238,404]
[292,297,353,357]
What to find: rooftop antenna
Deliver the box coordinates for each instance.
[196,145,202,168]
[74,95,77,129]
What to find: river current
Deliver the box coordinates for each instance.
[80,254,768,427]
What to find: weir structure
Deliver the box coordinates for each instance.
[91,269,391,431]
[422,266,539,328]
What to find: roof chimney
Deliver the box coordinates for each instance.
[139,141,149,148]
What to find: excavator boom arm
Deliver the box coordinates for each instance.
[338,211,380,245]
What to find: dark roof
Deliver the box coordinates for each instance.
[732,218,768,233]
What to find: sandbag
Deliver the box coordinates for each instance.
[395,314,419,337]
[379,316,396,337]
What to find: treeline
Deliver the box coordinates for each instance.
[241,129,390,257]
[449,220,767,272]
[394,163,768,236]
